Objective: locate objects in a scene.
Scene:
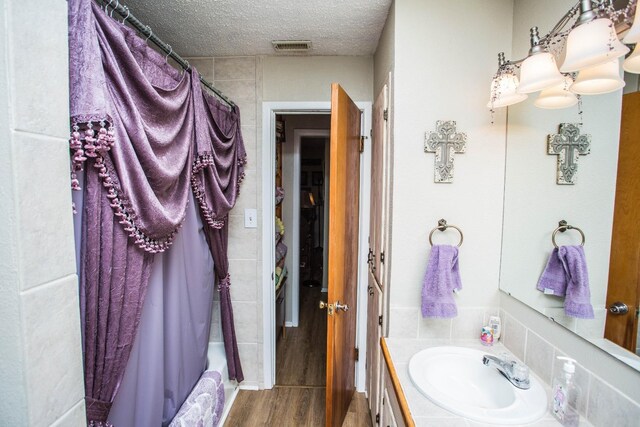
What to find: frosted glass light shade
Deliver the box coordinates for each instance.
[487,72,528,108]
[535,77,578,109]
[570,60,625,95]
[518,52,565,93]
[560,18,629,72]
[623,44,640,73]
[623,5,640,44]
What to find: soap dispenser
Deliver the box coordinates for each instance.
[551,356,581,426]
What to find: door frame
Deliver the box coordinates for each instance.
[261,101,372,390]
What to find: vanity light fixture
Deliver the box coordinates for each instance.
[517,27,565,93]
[571,59,626,94]
[488,0,637,111]
[488,53,528,109]
[560,0,629,72]
[535,76,579,109]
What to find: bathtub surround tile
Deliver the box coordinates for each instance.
[234,171,258,212]
[232,302,258,343]
[184,57,214,83]
[209,300,222,342]
[22,275,84,426]
[227,215,258,260]
[228,259,258,302]
[215,57,256,81]
[389,308,420,339]
[237,343,259,383]
[15,132,77,291]
[451,308,485,339]
[9,0,69,139]
[213,79,257,102]
[502,313,526,361]
[50,399,87,427]
[524,331,554,385]
[587,375,640,427]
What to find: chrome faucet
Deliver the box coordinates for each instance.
[482,354,531,389]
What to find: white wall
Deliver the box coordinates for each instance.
[262,56,373,103]
[374,1,395,97]
[387,0,513,339]
[0,1,86,425]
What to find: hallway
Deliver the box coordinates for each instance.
[276,286,327,386]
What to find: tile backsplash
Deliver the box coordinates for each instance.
[500,309,640,426]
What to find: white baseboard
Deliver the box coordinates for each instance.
[239,384,260,391]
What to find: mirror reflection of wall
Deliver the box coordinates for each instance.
[499,0,640,371]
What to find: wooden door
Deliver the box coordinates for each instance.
[366,83,389,425]
[604,91,640,352]
[366,273,382,426]
[325,83,361,427]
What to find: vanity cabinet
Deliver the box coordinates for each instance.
[380,338,414,427]
[381,363,403,427]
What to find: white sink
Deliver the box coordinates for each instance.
[408,346,548,425]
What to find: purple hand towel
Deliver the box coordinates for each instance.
[537,248,568,296]
[422,245,462,318]
[558,245,594,319]
[537,246,594,319]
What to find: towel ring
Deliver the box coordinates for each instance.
[428,219,464,247]
[552,221,585,248]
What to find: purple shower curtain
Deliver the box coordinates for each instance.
[68,0,246,424]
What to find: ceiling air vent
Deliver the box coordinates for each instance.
[272,40,312,52]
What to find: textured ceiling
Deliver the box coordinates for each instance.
[126,0,392,57]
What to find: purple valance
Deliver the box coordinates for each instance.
[69,0,246,424]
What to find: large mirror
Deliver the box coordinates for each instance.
[499,0,640,371]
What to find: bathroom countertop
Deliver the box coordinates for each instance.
[383,338,593,427]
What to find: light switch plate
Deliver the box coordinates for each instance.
[244,208,257,228]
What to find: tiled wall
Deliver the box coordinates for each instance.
[501,305,640,426]
[185,56,263,387]
[389,307,500,340]
[0,0,86,425]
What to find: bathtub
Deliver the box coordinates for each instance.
[207,342,238,424]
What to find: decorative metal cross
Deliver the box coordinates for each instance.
[548,123,591,185]
[424,120,467,183]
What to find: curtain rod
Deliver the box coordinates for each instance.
[95,0,236,108]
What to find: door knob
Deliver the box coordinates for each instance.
[609,302,629,315]
[335,301,349,312]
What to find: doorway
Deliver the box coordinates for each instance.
[275,114,331,387]
[261,102,372,392]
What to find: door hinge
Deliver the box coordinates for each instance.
[380,252,385,264]
[383,108,389,121]
[367,248,374,265]
[359,136,365,153]
[378,315,383,326]
[375,413,380,424]
[355,347,359,361]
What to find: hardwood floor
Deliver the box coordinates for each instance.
[276,285,327,386]
[225,285,372,425]
[224,388,372,427]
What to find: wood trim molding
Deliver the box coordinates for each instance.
[380,338,415,427]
